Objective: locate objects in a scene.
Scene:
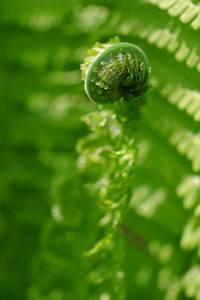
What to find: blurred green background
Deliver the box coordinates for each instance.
[1,0,200,299]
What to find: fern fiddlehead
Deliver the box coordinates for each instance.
[81,37,150,104]
[79,37,151,299]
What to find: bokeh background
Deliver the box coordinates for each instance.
[1,0,200,299]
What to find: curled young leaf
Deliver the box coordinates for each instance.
[81,40,150,104]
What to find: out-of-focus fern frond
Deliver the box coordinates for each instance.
[148,0,200,29]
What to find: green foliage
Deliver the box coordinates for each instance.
[1,0,200,299]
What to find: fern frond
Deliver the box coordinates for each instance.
[148,0,200,30]
[158,83,200,121]
[144,91,200,172]
[177,175,200,209]
[182,266,200,299]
